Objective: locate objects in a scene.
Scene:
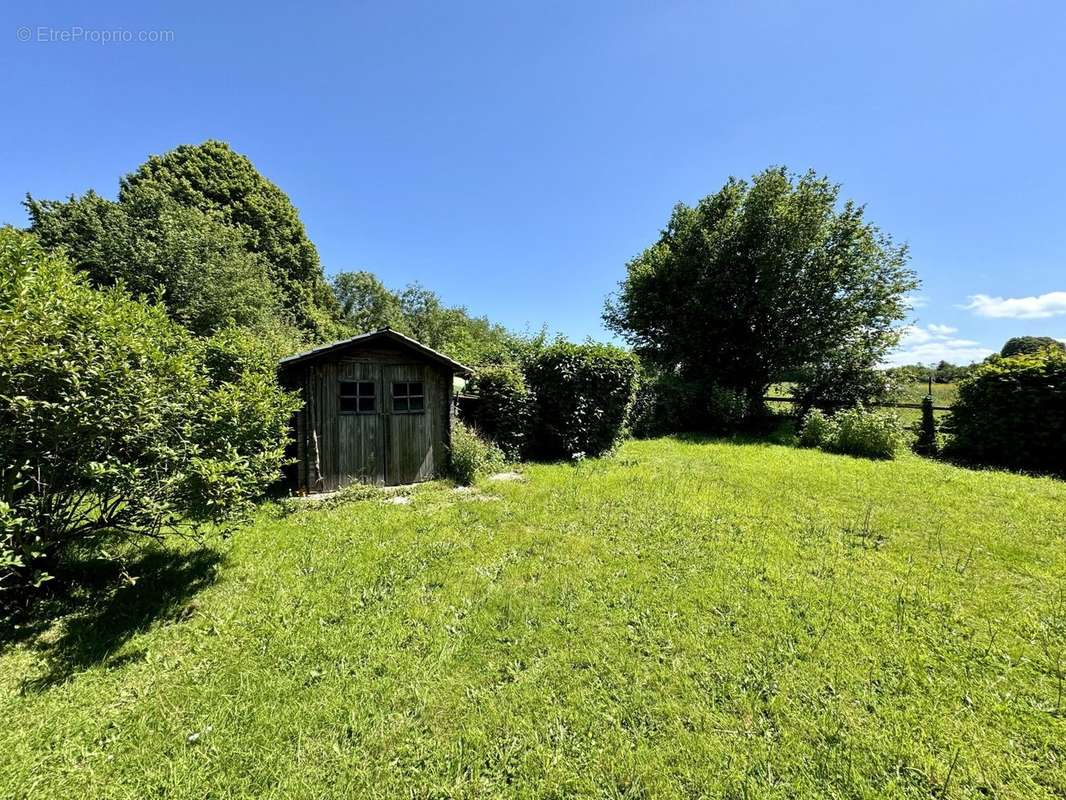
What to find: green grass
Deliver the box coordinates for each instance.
[3,437,1065,798]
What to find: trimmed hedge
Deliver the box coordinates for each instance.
[947,349,1066,474]
[523,343,638,459]
[466,365,532,458]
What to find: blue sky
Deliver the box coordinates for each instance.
[3,1,1065,364]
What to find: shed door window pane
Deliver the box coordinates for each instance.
[392,381,424,413]
[340,381,375,413]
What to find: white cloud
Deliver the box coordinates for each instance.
[963,291,1066,319]
[926,323,957,335]
[902,293,928,309]
[885,324,993,367]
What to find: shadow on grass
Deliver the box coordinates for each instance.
[5,546,221,692]
[666,417,799,448]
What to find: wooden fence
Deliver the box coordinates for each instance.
[763,396,952,412]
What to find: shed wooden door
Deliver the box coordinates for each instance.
[336,361,386,486]
[383,364,436,485]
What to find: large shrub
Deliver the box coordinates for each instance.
[0,229,299,596]
[524,343,638,459]
[946,349,1066,474]
[798,405,905,459]
[830,406,906,459]
[466,365,533,457]
[629,372,700,438]
[448,420,505,485]
[798,409,833,448]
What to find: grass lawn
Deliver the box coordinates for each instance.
[2,437,1065,798]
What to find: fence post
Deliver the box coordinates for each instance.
[914,395,938,455]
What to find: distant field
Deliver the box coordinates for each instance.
[768,382,957,407]
[895,382,959,407]
[2,437,1064,798]
[767,382,958,427]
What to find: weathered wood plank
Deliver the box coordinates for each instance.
[285,343,456,491]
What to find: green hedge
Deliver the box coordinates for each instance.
[523,342,638,459]
[947,349,1066,474]
[466,365,532,458]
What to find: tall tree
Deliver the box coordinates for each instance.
[605,168,917,408]
[27,186,281,336]
[332,271,404,332]
[29,140,340,338]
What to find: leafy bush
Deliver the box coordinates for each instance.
[829,406,906,459]
[798,405,904,459]
[449,421,505,485]
[467,365,532,457]
[798,409,833,448]
[0,229,299,597]
[946,349,1066,474]
[629,372,700,437]
[523,343,639,459]
[199,322,304,385]
[705,384,752,432]
[630,374,765,435]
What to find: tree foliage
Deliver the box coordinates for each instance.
[331,270,538,366]
[790,349,900,414]
[27,140,339,338]
[27,186,282,337]
[1000,336,1065,358]
[332,271,405,333]
[605,168,917,419]
[0,229,299,597]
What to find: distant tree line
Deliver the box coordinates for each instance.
[331,271,542,367]
[890,337,1065,387]
[887,361,975,385]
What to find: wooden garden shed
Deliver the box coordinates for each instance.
[279,329,470,492]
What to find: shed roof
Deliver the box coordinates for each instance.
[278,328,472,376]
